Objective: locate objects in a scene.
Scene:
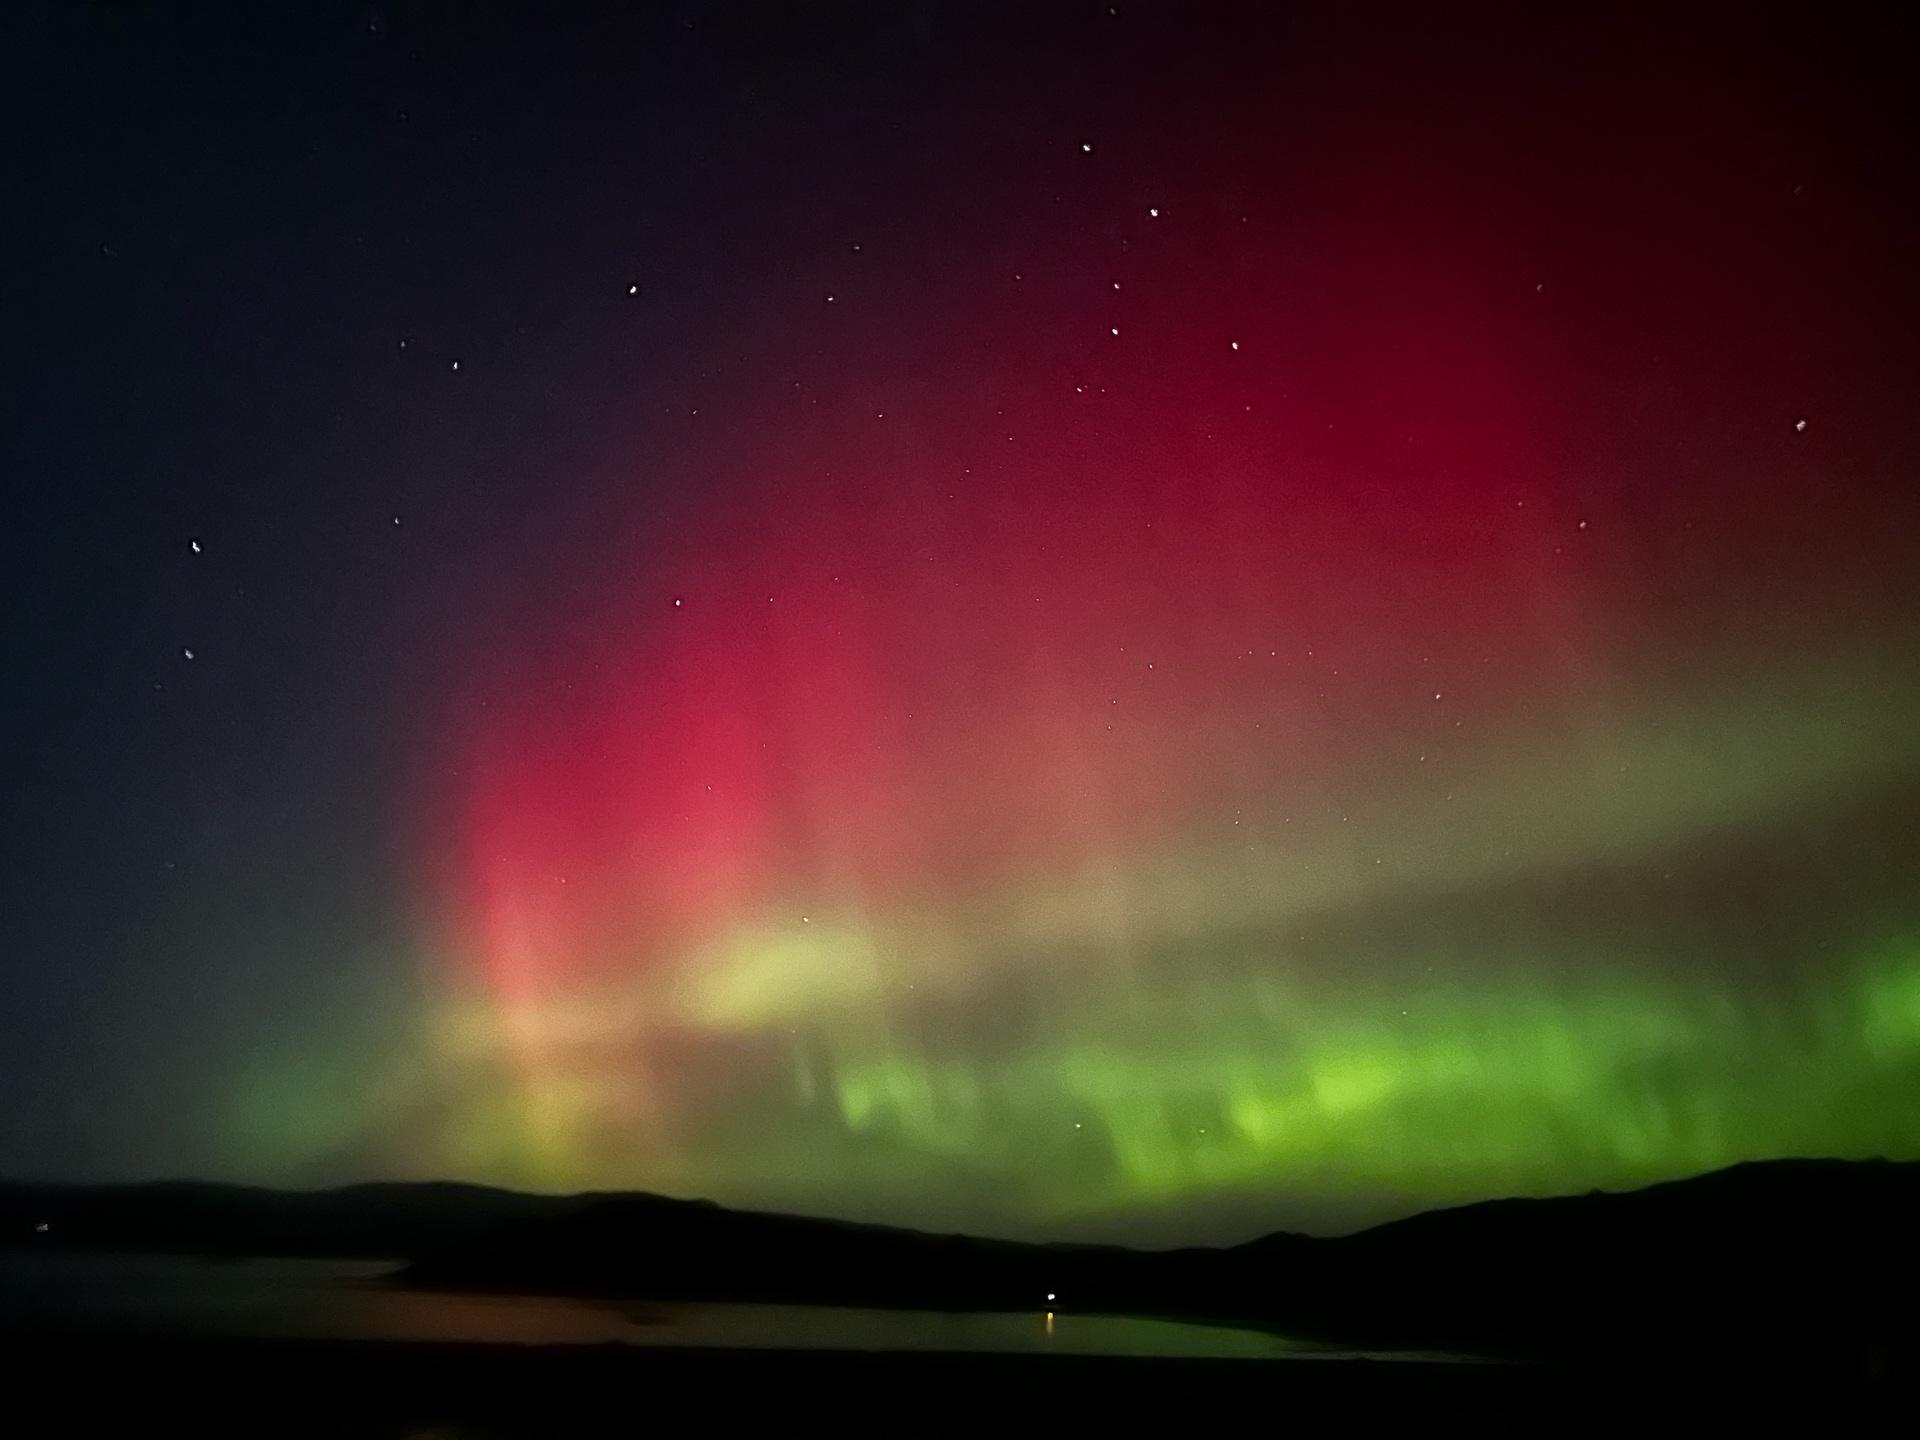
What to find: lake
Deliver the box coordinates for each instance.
[0,1252,1478,1363]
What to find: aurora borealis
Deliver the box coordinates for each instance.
[8,4,1920,1244]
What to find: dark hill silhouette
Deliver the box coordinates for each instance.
[0,1178,571,1259]
[5,1159,1916,1366]
[1239,1158,1920,1360]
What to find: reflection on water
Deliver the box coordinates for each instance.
[0,1253,1474,1363]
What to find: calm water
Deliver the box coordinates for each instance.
[0,1253,1476,1363]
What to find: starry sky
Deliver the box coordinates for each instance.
[4,2,1919,1244]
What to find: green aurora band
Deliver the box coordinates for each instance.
[223,642,1920,1239]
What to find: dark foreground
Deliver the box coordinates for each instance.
[9,1159,1920,1361]
[10,1330,1907,1437]
[7,1159,1918,1431]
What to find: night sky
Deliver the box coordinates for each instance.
[5,2,1919,1244]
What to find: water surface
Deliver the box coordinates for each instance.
[0,1253,1477,1363]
